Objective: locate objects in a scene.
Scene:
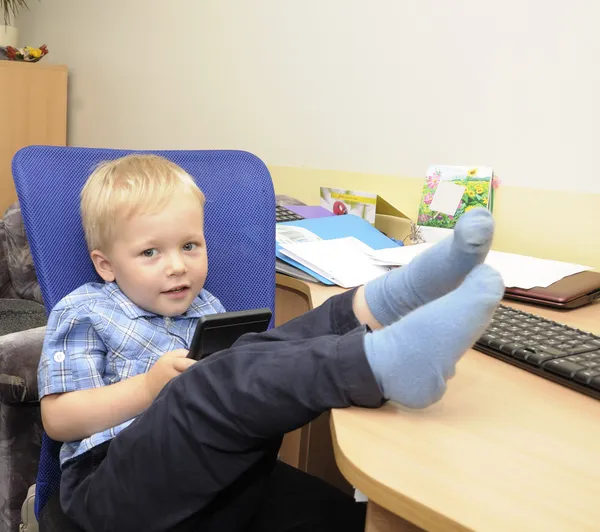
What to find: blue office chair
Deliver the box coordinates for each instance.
[12,146,276,529]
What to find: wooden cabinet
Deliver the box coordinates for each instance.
[0,61,67,213]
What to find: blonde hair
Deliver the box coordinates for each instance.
[81,154,206,251]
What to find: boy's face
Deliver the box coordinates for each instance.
[91,191,208,317]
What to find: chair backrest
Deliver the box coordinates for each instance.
[12,146,276,517]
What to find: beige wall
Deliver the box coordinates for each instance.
[17,0,600,193]
[15,1,600,267]
[270,166,600,270]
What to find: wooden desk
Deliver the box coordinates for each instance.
[275,275,349,493]
[275,274,600,532]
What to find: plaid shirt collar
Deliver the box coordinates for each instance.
[103,282,208,320]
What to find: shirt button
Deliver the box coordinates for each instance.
[54,351,66,363]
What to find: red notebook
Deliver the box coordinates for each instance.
[504,271,600,310]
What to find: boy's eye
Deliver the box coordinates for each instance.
[142,249,157,258]
[183,243,197,252]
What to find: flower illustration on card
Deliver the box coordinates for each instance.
[426,175,440,189]
[417,165,494,231]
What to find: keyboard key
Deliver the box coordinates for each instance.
[513,348,535,361]
[590,377,600,391]
[499,343,525,355]
[575,370,600,384]
[581,361,600,368]
[566,344,599,355]
[479,334,498,344]
[543,339,561,346]
[526,352,563,366]
[544,359,586,378]
[556,344,574,351]
[489,338,507,349]
[537,345,568,356]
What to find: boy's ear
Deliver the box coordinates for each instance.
[90,250,116,282]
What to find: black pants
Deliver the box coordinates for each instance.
[58,289,384,532]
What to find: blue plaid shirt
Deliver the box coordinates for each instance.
[38,281,226,467]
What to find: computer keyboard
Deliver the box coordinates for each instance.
[276,205,305,223]
[475,304,600,400]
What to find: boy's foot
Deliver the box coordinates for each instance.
[364,208,495,326]
[363,264,504,409]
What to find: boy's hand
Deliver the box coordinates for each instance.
[145,349,196,401]
[41,349,196,442]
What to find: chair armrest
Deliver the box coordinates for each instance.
[0,218,18,299]
[0,326,45,405]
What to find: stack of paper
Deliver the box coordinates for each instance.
[275,214,402,286]
[365,244,592,289]
[279,237,392,288]
[279,236,593,289]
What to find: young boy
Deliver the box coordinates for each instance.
[38,154,504,532]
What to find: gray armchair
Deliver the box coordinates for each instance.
[0,203,47,532]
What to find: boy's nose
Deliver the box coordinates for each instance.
[167,253,187,275]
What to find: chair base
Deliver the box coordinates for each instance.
[19,484,38,532]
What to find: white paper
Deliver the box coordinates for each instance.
[417,226,453,244]
[279,237,391,288]
[367,243,434,265]
[429,181,466,215]
[276,225,322,246]
[485,252,591,290]
[365,244,592,289]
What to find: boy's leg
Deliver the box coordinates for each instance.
[60,324,382,532]
[157,460,366,532]
[247,461,366,532]
[59,264,502,532]
[255,286,362,341]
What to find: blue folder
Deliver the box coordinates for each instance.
[276,214,402,285]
